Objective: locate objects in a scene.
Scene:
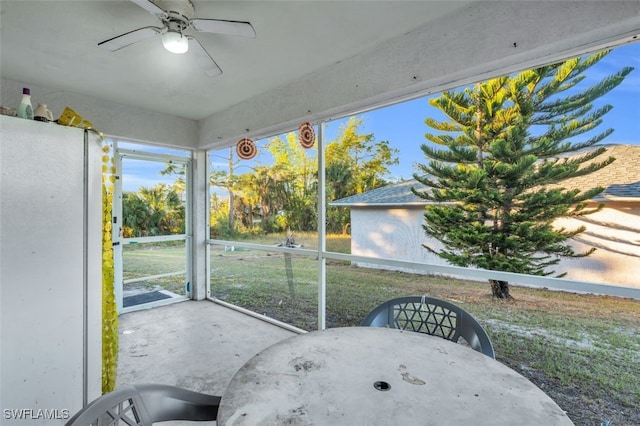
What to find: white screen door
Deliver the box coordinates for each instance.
[112,143,192,313]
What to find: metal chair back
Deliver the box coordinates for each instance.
[65,383,220,426]
[362,296,495,358]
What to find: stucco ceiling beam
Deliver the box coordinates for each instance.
[198,1,640,150]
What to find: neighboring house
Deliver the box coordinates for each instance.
[331,144,640,287]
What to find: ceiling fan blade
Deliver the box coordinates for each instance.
[98,27,161,52]
[189,37,223,77]
[130,0,165,17]
[191,19,256,38]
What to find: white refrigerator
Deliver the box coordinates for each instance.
[0,115,102,424]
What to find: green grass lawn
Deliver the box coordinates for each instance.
[123,242,187,295]
[214,231,352,253]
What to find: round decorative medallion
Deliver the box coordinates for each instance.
[298,122,315,149]
[236,138,257,160]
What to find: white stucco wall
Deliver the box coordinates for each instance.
[351,207,455,274]
[1,77,198,149]
[553,203,640,287]
[350,204,640,288]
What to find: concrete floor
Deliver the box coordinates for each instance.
[116,299,297,424]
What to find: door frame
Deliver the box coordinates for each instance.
[113,144,193,314]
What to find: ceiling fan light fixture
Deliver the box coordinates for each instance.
[162,30,189,54]
[98,0,255,74]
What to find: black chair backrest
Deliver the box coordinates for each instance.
[361,296,495,358]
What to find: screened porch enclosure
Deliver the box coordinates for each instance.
[205,70,640,330]
[4,2,640,424]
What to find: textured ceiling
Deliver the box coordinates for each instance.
[0,0,471,121]
[3,1,639,150]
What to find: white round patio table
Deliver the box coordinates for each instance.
[218,327,573,425]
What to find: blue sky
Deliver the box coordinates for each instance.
[321,42,640,181]
[125,42,639,191]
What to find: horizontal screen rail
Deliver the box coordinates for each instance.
[208,239,640,300]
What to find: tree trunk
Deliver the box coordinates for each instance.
[489,279,512,299]
[228,147,235,231]
[228,190,235,230]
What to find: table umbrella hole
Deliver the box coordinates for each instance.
[374,381,391,391]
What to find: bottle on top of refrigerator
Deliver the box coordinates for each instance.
[17,88,33,120]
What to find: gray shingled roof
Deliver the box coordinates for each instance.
[331,144,640,206]
[551,144,640,201]
[330,179,427,206]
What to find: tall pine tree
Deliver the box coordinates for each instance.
[413,51,632,299]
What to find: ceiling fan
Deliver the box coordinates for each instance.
[98,0,256,76]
